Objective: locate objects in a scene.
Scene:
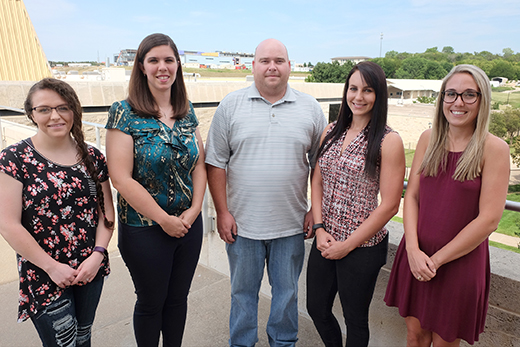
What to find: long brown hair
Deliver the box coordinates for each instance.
[318,61,389,178]
[24,78,114,229]
[127,33,189,119]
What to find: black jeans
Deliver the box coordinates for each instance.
[306,234,388,347]
[118,213,203,347]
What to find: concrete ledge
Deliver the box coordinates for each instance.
[200,212,520,346]
[0,81,344,110]
[0,81,128,110]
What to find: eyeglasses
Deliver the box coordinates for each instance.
[32,105,72,116]
[441,90,481,104]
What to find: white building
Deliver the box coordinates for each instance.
[331,56,371,65]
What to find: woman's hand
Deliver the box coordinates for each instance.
[72,251,104,286]
[160,215,191,238]
[315,229,335,251]
[179,207,200,227]
[406,247,436,282]
[321,240,351,260]
[47,262,79,289]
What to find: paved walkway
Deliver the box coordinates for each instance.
[489,232,520,248]
[0,251,325,346]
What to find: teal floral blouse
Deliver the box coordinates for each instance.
[106,100,200,226]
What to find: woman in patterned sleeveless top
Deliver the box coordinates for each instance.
[307,61,405,346]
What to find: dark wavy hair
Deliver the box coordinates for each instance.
[127,33,189,119]
[24,78,114,229]
[318,61,388,177]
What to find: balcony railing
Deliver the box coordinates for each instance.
[3,111,520,214]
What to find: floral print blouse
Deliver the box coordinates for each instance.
[319,122,393,247]
[0,139,110,322]
[105,100,200,226]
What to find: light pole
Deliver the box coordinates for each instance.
[380,33,383,58]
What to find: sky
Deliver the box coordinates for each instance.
[24,0,520,64]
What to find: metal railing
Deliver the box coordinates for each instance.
[2,110,520,214]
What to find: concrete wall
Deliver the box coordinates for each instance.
[0,81,129,110]
[0,80,344,110]
[200,200,520,346]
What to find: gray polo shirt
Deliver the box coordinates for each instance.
[205,83,327,240]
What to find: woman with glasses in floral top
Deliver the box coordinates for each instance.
[0,78,114,347]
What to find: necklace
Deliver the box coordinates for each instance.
[158,106,173,119]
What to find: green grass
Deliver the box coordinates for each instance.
[491,91,520,108]
[390,220,520,253]
[405,149,415,168]
[391,216,403,223]
[392,189,520,240]
[491,86,515,92]
[496,193,520,237]
[182,67,310,79]
[490,241,520,254]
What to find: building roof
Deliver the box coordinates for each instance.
[0,0,51,81]
[331,56,372,60]
[387,79,443,92]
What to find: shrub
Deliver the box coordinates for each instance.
[416,96,436,104]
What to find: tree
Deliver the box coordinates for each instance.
[489,60,516,79]
[489,111,507,138]
[442,46,455,54]
[395,57,447,79]
[424,60,448,80]
[369,58,401,78]
[305,60,355,83]
[385,50,399,59]
[457,59,494,77]
[474,51,497,61]
[505,108,520,166]
[395,57,429,79]
[503,48,514,59]
[419,48,447,62]
[441,61,454,73]
[503,108,520,141]
[514,63,520,80]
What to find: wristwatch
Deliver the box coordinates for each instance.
[312,223,325,232]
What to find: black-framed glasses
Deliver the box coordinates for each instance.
[32,105,72,116]
[441,90,481,104]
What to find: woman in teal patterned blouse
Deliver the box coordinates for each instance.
[105,33,206,347]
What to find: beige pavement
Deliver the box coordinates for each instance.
[0,250,325,346]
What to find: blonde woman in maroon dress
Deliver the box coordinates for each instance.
[385,64,510,346]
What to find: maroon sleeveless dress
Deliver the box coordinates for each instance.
[384,152,488,344]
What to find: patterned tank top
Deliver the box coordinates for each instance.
[318,122,393,246]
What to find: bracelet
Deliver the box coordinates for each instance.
[312,223,325,232]
[93,246,106,255]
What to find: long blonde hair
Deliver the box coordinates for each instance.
[419,64,491,181]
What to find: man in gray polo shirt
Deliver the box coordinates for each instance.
[205,38,326,347]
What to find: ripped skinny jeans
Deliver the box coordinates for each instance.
[31,274,104,347]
